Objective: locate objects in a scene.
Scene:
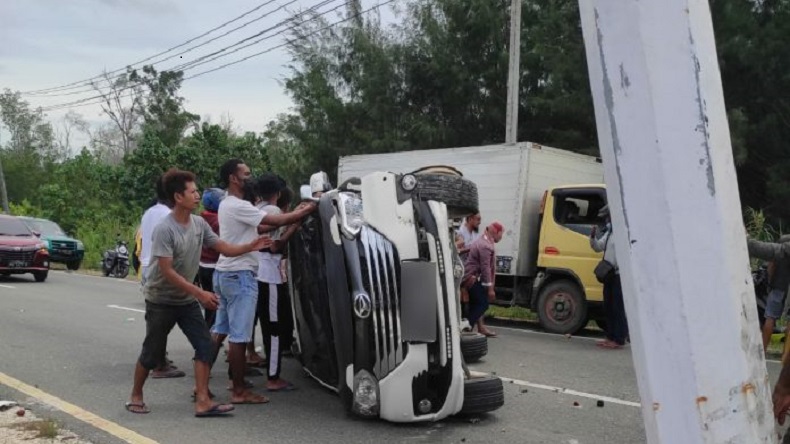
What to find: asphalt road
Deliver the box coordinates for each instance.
[0,271,784,444]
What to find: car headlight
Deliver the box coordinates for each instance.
[338,192,364,237]
[76,241,84,250]
[118,245,128,254]
[352,369,380,417]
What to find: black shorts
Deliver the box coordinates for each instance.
[138,300,213,370]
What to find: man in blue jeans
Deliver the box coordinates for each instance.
[211,159,315,405]
[126,168,271,417]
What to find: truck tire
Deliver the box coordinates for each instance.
[66,260,81,271]
[461,332,488,363]
[459,375,505,415]
[411,168,479,218]
[536,280,588,335]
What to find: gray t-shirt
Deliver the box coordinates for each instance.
[144,214,219,305]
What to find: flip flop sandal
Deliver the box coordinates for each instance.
[231,395,270,405]
[267,382,297,392]
[125,402,150,414]
[194,403,235,417]
[152,368,186,379]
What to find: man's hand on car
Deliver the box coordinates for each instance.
[196,290,219,311]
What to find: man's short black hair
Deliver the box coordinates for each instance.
[256,173,284,201]
[277,186,293,210]
[162,168,197,207]
[219,159,245,188]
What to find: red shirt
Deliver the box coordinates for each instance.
[199,210,220,264]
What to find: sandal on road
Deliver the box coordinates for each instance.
[152,368,186,379]
[195,403,234,418]
[231,393,270,405]
[125,402,150,414]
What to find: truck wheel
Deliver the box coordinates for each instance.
[410,168,479,218]
[66,260,81,271]
[33,271,48,283]
[461,332,488,363]
[536,280,588,334]
[459,375,505,415]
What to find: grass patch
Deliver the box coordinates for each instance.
[486,305,537,321]
[10,419,60,439]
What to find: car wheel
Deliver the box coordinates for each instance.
[459,375,505,415]
[33,271,48,283]
[536,280,588,335]
[460,332,488,363]
[66,260,81,271]
[410,168,479,218]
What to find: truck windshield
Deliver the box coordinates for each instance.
[553,191,607,236]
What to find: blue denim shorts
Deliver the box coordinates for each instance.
[765,289,787,320]
[211,270,258,344]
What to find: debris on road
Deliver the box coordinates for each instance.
[468,417,481,424]
[597,400,605,407]
[0,402,92,443]
[520,389,529,394]
[572,401,581,408]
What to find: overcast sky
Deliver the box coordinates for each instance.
[0,0,396,149]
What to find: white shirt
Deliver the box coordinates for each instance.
[457,223,481,247]
[215,195,268,272]
[140,203,171,267]
[257,204,283,284]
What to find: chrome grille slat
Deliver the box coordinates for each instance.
[361,229,383,378]
[360,227,402,378]
[0,250,36,262]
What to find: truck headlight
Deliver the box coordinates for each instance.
[338,192,364,237]
[76,241,84,250]
[352,369,380,417]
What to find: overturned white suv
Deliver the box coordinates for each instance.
[288,167,504,422]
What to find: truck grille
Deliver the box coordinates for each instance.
[50,240,76,251]
[0,249,36,264]
[360,227,404,378]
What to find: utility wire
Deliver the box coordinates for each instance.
[21,0,285,95]
[38,0,369,112]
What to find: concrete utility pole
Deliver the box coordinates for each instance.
[579,1,776,443]
[504,0,522,145]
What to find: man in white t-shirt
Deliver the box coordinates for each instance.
[138,177,183,378]
[211,159,315,405]
[456,212,481,259]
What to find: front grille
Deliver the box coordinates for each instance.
[0,249,36,264]
[360,227,403,378]
[50,240,76,251]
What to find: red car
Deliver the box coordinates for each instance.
[0,215,50,282]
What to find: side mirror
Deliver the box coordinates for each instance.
[32,231,41,238]
[300,185,319,202]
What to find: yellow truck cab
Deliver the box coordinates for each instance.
[533,185,607,333]
[338,143,608,335]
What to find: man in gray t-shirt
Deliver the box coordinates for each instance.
[127,169,271,418]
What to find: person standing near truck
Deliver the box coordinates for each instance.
[463,222,504,337]
[590,206,629,349]
[746,235,790,353]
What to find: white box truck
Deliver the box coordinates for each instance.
[338,142,608,334]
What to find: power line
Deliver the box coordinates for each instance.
[26,0,305,98]
[38,0,365,112]
[21,0,284,95]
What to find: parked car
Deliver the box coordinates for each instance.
[288,169,504,423]
[0,215,50,282]
[19,217,84,270]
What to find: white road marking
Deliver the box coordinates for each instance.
[471,370,641,408]
[492,324,598,341]
[0,284,16,289]
[107,304,145,313]
[55,270,139,284]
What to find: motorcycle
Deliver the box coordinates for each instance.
[102,234,129,279]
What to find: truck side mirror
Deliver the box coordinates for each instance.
[300,185,318,202]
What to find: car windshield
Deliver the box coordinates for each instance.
[34,219,66,236]
[0,218,33,236]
